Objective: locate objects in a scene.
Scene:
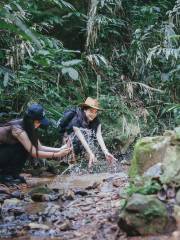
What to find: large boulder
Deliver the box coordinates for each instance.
[129,136,170,177]
[129,127,180,182]
[118,193,169,236]
[160,127,180,186]
[119,128,180,237]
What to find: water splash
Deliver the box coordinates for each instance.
[52,128,122,188]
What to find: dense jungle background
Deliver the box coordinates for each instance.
[0,0,180,151]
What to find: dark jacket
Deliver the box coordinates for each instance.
[58,107,100,141]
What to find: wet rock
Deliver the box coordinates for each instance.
[63,208,80,220]
[63,190,75,201]
[161,144,180,186]
[143,162,163,178]
[129,128,180,187]
[80,205,92,211]
[11,190,24,199]
[99,182,113,193]
[98,192,110,199]
[0,193,11,202]
[0,184,11,195]
[3,216,15,222]
[28,214,39,221]
[17,213,30,222]
[29,186,59,202]
[2,198,21,207]
[112,178,124,188]
[111,200,120,208]
[59,220,71,231]
[45,193,60,201]
[118,193,169,236]
[27,222,50,230]
[31,193,47,202]
[85,181,100,190]
[44,203,61,216]
[88,208,97,215]
[29,186,54,196]
[1,198,25,218]
[74,189,88,196]
[111,193,120,200]
[129,136,170,177]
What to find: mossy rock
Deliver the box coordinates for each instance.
[29,186,54,196]
[160,144,180,186]
[118,193,169,236]
[129,136,169,178]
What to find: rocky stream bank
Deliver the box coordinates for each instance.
[1,127,180,240]
[0,164,178,240]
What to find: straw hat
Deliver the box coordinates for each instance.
[79,97,102,110]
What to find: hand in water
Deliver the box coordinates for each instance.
[57,147,72,157]
[88,153,97,168]
[105,152,117,164]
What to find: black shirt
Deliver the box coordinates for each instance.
[58,107,100,135]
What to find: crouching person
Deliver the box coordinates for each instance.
[0,103,72,184]
[58,97,116,168]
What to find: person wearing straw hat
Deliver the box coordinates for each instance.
[0,103,72,184]
[58,97,116,168]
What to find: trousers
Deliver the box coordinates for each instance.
[0,143,28,175]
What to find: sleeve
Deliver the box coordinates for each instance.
[11,126,33,153]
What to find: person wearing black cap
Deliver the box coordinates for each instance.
[0,103,72,184]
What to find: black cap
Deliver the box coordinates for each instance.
[26,104,50,127]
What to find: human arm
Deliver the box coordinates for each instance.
[38,141,68,152]
[96,124,117,164]
[12,127,71,158]
[73,126,96,168]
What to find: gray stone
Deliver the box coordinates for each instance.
[129,136,170,178]
[118,193,169,236]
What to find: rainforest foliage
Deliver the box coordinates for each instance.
[0,0,179,147]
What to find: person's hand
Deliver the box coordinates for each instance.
[88,153,97,168]
[105,152,117,165]
[66,137,72,148]
[57,147,72,158]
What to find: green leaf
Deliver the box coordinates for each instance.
[3,72,9,87]
[62,67,79,80]
[62,59,82,66]
[38,50,50,56]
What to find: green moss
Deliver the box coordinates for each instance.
[29,186,53,196]
[120,194,168,235]
[129,136,167,178]
[129,138,155,177]
[142,200,167,219]
[124,179,161,197]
